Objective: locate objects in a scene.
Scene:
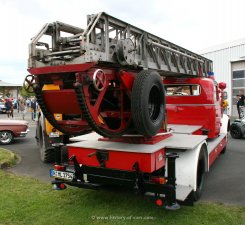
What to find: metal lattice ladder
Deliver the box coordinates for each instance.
[29,12,212,77]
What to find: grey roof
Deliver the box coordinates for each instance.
[198,38,245,54]
[0,80,22,87]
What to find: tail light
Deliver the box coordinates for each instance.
[52,183,67,190]
[59,183,66,189]
[54,165,66,171]
[150,176,166,184]
[156,199,163,206]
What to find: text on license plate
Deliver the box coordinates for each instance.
[50,170,74,181]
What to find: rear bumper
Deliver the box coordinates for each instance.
[51,165,194,207]
[0,110,6,113]
[51,157,193,207]
[19,129,30,137]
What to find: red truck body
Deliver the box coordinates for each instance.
[165,77,222,139]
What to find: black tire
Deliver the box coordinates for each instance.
[131,70,165,136]
[0,131,14,145]
[221,121,230,154]
[221,147,226,154]
[194,146,207,201]
[37,117,55,163]
[227,120,230,132]
[230,122,243,139]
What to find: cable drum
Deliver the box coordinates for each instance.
[116,39,136,66]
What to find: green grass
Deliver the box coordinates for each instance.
[0,147,18,168]
[0,147,244,225]
[0,170,245,225]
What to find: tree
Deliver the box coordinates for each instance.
[20,85,34,98]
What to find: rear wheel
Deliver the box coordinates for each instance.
[230,122,243,139]
[194,146,207,201]
[131,70,165,136]
[221,147,227,154]
[0,131,14,145]
[37,116,55,163]
[39,127,54,163]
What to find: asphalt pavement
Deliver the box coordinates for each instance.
[201,135,245,205]
[1,111,245,205]
[1,110,53,182]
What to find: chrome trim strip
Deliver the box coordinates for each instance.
[166,104,217,106]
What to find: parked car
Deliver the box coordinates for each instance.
[0,119,29,144]
[0,102,6,114]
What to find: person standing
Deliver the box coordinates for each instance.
[19,98,26,120]
[31,98,38,121]
[237,90,245,120]
[236,95,241,118]
[26,98,31,111]
[5,98,13,119]
[222,99,229,114]
[17,97,21,113]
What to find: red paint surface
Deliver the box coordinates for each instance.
[99,133,172,144]
[28,62,96,75]
[68,146,165,173]
[208,135,227,167]
[164,77,222,138]
[42,90,81,114]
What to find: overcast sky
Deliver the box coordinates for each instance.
[1,0,245,84]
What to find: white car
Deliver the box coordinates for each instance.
[0,102,6,114]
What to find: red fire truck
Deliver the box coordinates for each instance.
[25,12,230,210]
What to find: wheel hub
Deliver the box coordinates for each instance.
[0,132,11,144]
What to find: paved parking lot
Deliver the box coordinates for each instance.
[1,111,245,205]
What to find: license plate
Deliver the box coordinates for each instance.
[49,132,60,137]
[50,169,74,181]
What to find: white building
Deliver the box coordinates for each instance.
[0,80,22,99]
[198,38,245,117]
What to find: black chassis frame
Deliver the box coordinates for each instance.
[52,145,194,208]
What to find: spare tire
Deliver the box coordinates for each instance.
[131,70,165,136]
